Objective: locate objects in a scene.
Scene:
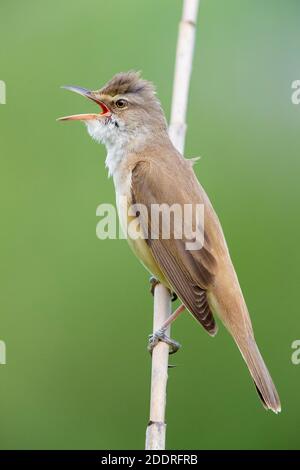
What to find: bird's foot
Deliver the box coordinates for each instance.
[149,276,160,296]
[149,276,177,302]
[148,327,181,355]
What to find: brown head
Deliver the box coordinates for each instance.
[58,71,168,149]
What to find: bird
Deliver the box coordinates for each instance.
[58,71,281,413]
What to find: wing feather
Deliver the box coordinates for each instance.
[131,160,218,336]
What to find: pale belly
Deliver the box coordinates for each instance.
[116,188,169,286]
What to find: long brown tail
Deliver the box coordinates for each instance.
[235,334,281,413]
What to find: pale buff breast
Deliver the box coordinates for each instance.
[114,170,169,287]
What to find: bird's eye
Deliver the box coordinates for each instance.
[115,99,127,109]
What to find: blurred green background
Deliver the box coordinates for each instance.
[0,0,299,450]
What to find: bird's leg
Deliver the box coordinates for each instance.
[149,276,177,301]
[148,304,186,355]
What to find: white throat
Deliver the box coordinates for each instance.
[85,118,152,178]
[85,117,129,177]
[105,140,127,177]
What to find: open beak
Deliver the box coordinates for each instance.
[57,85,111,121]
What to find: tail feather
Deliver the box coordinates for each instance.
[236,335,281,413]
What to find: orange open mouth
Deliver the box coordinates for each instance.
[57,85,111,121]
